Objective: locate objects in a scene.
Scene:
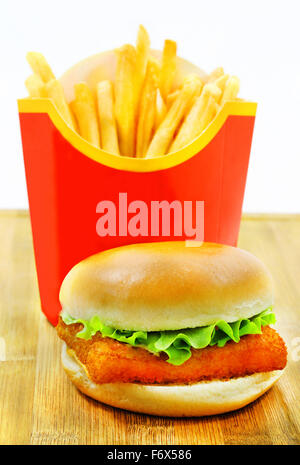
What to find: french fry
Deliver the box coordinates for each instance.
[193,95,217,133]
[135,25,150,106]
[203,82,222,101]
[166,75,204,117]
[208,66,224,83]
[45,79,76,130]
[159,39,177,100]
[185,74,204,110]
[97,80,120,155]
[169,83,220,152]
[204,83,221,99]
[25,74,46,97]
[215,74,229,91]
[146,75,202,157]
[220,76,240,105]
[214,74,229,103]
[26,52,55,83]
[136,59,159,157]
[166,89,180,108]
[154,89,167,131]
[114,44,137,156]
[24,29,242,159]
[71,82,100,147]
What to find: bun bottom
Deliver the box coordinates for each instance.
[61,343,283,417]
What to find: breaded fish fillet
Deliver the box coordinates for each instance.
[57,318,287,385]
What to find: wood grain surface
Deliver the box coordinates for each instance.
[0,210,299,445]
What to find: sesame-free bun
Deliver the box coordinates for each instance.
[59,241,273,331]
[61,343,282,417]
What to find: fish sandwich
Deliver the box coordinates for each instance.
[57,241,287,416]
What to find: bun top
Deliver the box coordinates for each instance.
[59,242,273,331]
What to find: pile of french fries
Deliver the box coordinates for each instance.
[25,25,240,158]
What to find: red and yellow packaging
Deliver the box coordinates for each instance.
[18,51,256,325]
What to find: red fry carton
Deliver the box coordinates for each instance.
[18,51,257,325]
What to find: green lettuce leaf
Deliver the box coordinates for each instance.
[61,308,275,366]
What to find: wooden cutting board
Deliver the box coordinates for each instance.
[0,211,299,445]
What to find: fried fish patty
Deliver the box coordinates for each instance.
[56,318,287,385]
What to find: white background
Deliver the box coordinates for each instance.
[1,0,300,212]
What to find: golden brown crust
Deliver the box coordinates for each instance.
[59,242,273,331]
[56,318,287,385]
[61,343,284,417]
